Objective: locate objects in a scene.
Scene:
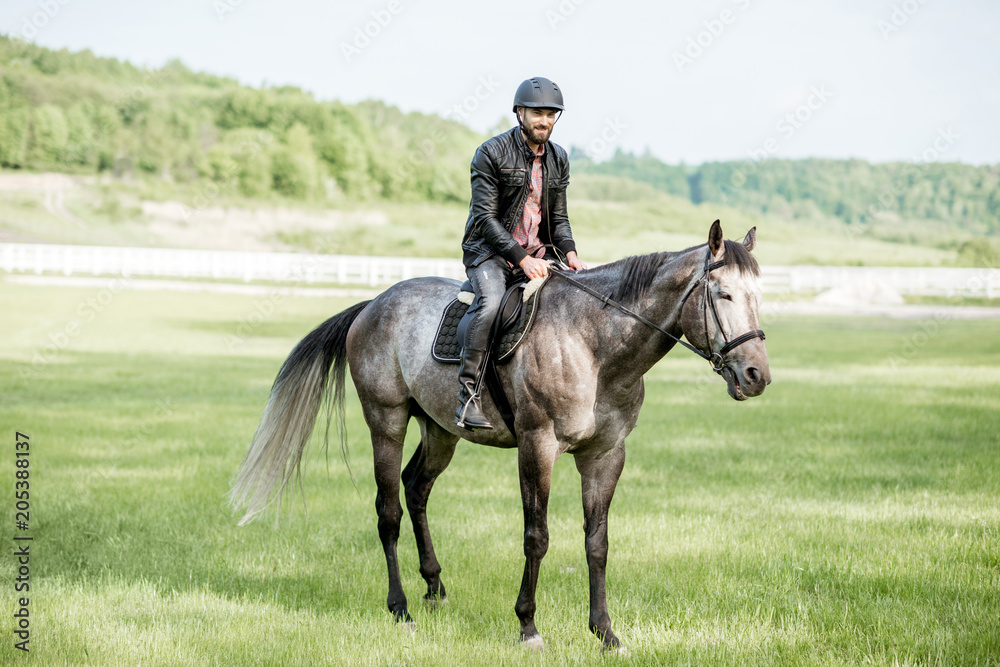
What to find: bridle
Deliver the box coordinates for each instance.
[549,252,765,375]
[698,255,767,373]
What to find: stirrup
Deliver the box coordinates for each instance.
[455,393,493,430]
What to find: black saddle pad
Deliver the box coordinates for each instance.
[432,282,542,364]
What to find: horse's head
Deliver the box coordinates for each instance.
[681,220,771,400]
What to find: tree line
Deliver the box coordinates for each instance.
[0,35,482,203]
[571,150,1000,234]
[2,35,998,239]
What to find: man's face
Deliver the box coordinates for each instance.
[519,107,559,145]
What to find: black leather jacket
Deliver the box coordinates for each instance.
[461,126,576,268]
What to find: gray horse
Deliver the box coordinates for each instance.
[230,220,771,652]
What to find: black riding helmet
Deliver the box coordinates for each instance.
[511,77,565,113]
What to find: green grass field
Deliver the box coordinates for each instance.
[1,280,998,666]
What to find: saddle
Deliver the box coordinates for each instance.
[432,275,546,365]
[432,274,548,436]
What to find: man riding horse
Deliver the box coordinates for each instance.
[231,76,771,653]
[456,76,588,430]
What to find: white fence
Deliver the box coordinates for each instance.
[1,243,998,297]
[762,265,999,298]
[0,243,466,287]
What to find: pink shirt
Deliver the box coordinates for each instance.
[512,143,546,260]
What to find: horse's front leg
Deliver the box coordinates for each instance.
[514,434,558,650]
[575,445,627,653]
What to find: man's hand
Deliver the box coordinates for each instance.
[565,251,588,271]
[519,255,550,280]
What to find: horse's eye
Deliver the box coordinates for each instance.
[719,292,732,301]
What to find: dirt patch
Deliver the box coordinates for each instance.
[0,172,391,251]
[0,172,86,228]
[0,173,77,192]
[143,202,389,251]
[0,228,46,243]
[813,280,905,306]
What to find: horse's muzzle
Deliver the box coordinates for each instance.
[723,363,770,400]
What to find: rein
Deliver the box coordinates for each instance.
[550,252,765,375]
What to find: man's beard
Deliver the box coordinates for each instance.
[525,124,552,145]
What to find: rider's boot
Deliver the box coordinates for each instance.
[454,347,493,430]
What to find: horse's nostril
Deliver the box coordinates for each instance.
[745,367,761,384]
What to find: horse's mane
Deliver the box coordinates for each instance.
[589,240,760,309]
[719,240,761,277]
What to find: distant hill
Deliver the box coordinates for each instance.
[0,35,484,203]
[570,151,1000,236]
[0,35,997,267]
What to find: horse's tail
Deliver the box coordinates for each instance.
[229,300,372,525]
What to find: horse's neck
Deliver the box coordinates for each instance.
[566,250,704,384]
[641,250,704,335]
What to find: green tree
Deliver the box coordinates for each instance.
[93,105,122,171]
[270,123,321,199]
[206,143,238,186]
[29,104,69,165]
[0,107,30,167]
[223,128,275,197]
[136,109,175,176]
[64,103,96,166]
[315,108,374,197]
[217,88,273,129]
[239,148,272,197]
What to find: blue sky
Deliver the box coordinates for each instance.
[2,0,998,165]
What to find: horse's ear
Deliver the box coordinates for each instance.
[708,219,724,259]
[743,227,757,252]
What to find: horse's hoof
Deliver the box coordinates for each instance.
[423,596,449,610]
[603,644,629,657]
[521,635,545,652]
[397,620,417,634]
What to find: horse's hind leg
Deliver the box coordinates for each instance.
[402,417,458,605]
[367,403,414,624]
